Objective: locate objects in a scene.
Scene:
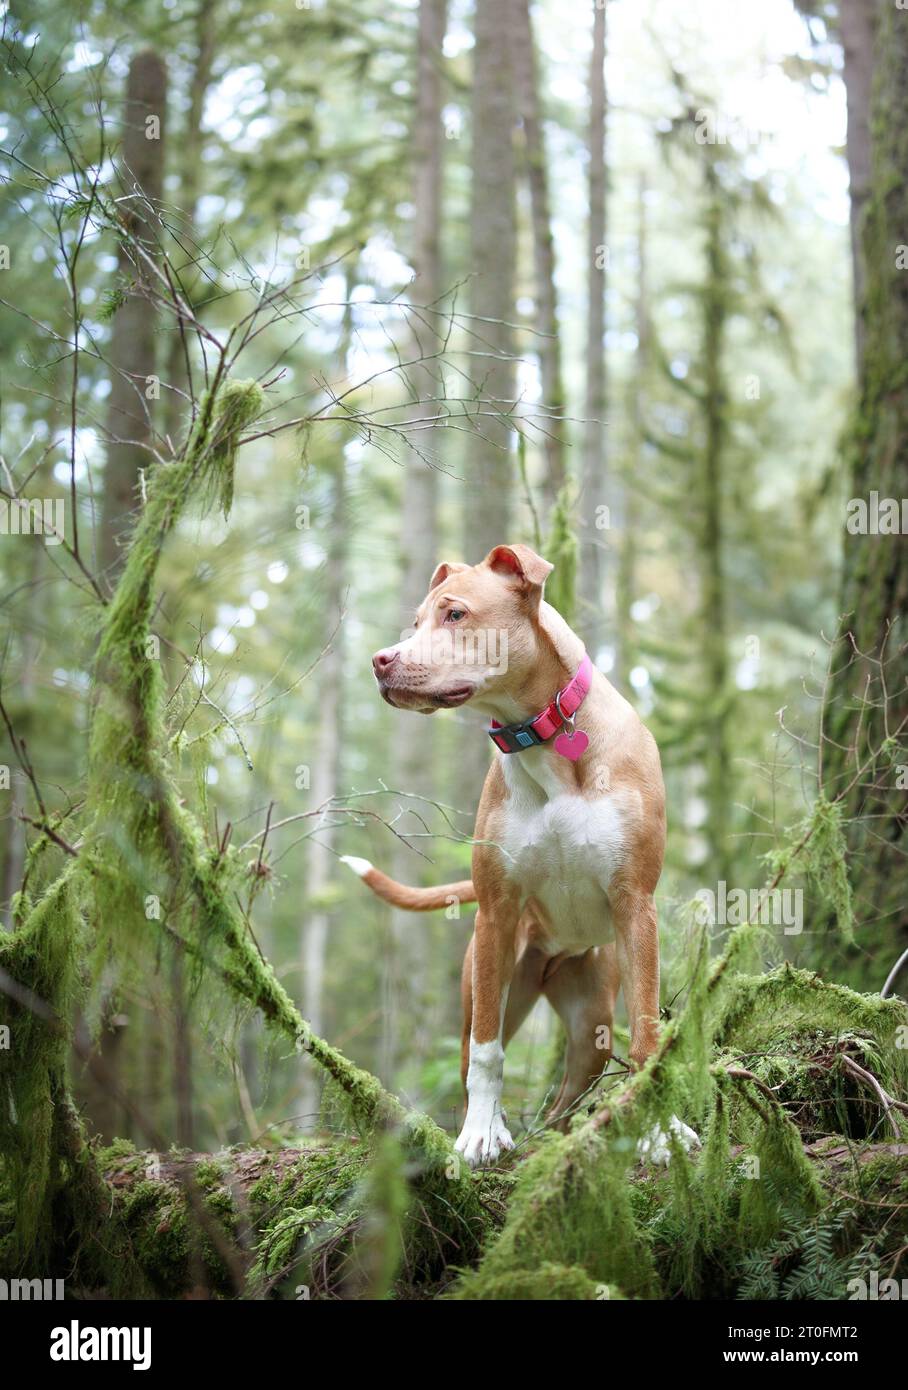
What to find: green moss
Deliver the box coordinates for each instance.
[195,1158,227,1190]
[713,964,908,1106]
[245,1120,495,1300]
[0,870,82,1267]
[763,797,854,946]
[453,1125,658,1301]
[720,1029,904,1143]
[453,1262,609,1301]
[98,1138,141,1163]
[453,931,906,1301]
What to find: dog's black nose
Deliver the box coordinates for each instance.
[372,648,399,676]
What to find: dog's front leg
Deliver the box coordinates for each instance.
[611,886,661,1071]
[455,907,517,1169]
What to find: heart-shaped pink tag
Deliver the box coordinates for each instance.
[553,728,589,761]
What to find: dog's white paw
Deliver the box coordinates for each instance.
[637,1115,701,1167]
[455,1113,515,1168]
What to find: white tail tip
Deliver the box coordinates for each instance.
[339,855,373,878]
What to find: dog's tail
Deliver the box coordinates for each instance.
[339,855,475,912]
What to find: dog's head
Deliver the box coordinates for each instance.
[371,544,554,714]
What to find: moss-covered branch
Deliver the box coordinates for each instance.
[0,376,479,1280]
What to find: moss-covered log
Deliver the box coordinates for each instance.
[3,1128,904,1300]
[0,1137,509,1300]
[4,904,906,1299]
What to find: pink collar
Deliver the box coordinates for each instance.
[489,652,593,759]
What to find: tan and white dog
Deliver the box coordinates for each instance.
[342,543,698,1167]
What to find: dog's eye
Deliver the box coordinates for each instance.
[445,608,466,623]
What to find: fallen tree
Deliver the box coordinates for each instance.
[14,1127,904,1302]
[3,925,906,1298]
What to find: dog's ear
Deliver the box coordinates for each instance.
[428,560,468,592]
[484,544,554,593]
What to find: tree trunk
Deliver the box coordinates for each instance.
[839,0,877,373]
[160,5,218,1151]
[579,0,608,652]
[465,0,516,561]
[0,767,28,930]
[172,952,194,1147]
[0,547,39,930]
[99,48,167,586]
[820,0,908,988]
[84,48,167,1147]
[614,176,648,695]
[700,174,733,887]
[164,0,218,448]
[511,0,567,518]
[382,0,447,1096]
[457,0,517,808]
[299,311,352,1126]
[299,484,347,1128]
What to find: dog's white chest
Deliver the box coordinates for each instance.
[499,757,628,951]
